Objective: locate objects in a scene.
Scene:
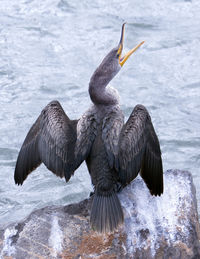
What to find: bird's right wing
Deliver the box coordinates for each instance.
[14,101,96,185]
[118,104,163,196]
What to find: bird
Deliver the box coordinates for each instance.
[14,23,163,233]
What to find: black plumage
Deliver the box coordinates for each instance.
[14,24,163,233]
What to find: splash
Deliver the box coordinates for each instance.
[49,215,63,257]
[0,226,17,258]
[119,170,194,256]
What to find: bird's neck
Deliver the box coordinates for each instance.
[89,69,119,106]
[89,83,119,106]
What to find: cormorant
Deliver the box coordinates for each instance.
[14,23,163,233]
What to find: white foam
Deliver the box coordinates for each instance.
[119,170,193,256]
[0,227,17,258]
[49,215,63,257]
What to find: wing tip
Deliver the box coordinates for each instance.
[14,171,24,185]
[149,181,164,196]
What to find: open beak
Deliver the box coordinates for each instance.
[118,23,145,67]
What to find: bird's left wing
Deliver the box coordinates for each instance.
[118,104,163,196]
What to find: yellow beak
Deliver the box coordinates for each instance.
[118,23,145,67]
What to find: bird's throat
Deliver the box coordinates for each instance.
[89,83,119,106]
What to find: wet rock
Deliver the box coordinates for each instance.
[0,169,200,259]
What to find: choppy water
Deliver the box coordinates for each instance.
[0,0,199,228]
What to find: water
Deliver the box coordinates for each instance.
[0,0,199,228]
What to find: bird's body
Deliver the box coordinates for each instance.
[85,105,122,188]
[14,24,163,233]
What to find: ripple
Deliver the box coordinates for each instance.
[162,138,200,148]
[23,26,56,38]
[183,81,200,89]
[0,148,18,161]
[57,0,75,13]
[130,22,157,30]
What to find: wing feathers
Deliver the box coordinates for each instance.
[14,117,42,185]
[141,143,163,196]
[75,112,98,165]
[118,104,163,195]
[15,101,97,185]
[14,101,93,185]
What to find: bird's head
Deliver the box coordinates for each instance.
[89,23,145,89]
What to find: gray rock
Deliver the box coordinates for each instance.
[0,169,200,259]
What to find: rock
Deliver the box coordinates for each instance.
[0,169,200,259]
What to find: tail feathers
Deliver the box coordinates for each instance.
[90,192,124,233]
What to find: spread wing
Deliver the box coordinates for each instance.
[14,101,96,185]
[118,104,163,196]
